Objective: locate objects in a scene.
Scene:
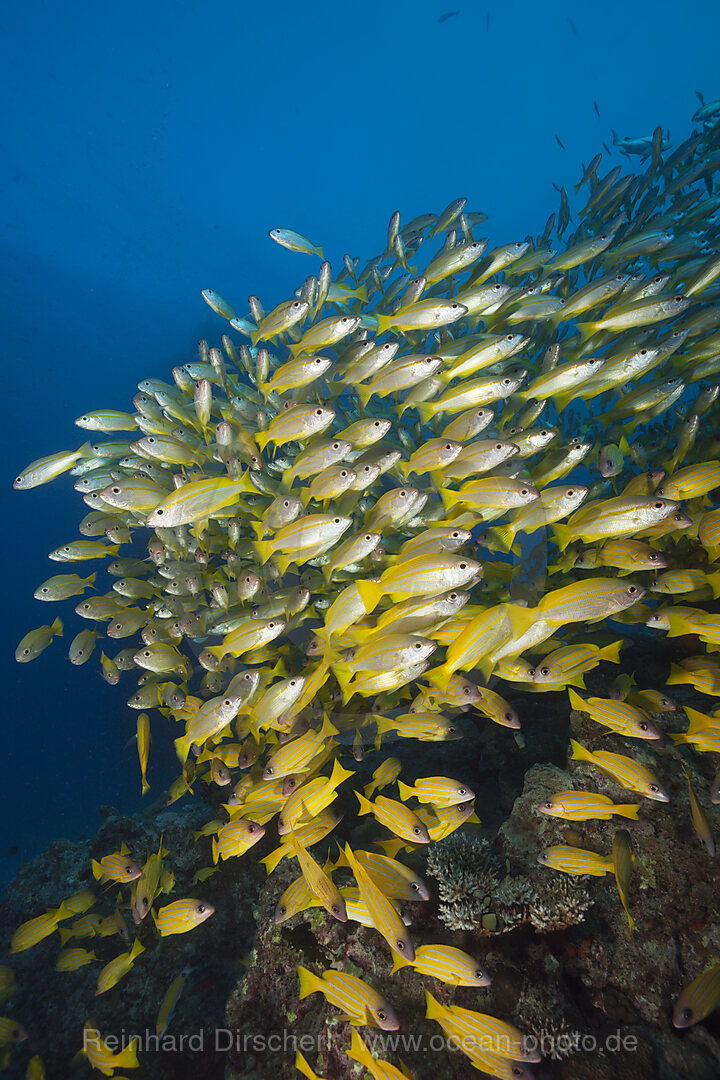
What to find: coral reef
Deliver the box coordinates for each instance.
[426,831,592,935]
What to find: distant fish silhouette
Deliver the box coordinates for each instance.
[594,99,601,118]
[438,9,460,22]
[555,134,566,151]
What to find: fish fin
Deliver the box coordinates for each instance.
[396,780,414,802]
[91,860,105,881]
[254,431,270,452]
[59,929,73,946]
[274,553,292,575]
[376,838,405,858]
[568,673,587,689]
[616,804,640,820]
[130,938,146,958]
[211,838,219,865]
[424,663,452,692]
[51,617,64,637]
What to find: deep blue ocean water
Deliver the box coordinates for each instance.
[2,0,719,886]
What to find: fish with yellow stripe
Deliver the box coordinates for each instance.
[296,965,399,1029]
[343,843,415,961]
[392,944,490,986]
[538,791,640,821]
[568,688,662,740]
[95,938,145,995]
[153,899,215,936]
[569,740,669,801]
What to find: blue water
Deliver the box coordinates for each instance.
[2,0,719,883]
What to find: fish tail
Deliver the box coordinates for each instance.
[424,989,444,1021]
[616,804,640,820]
[363,781,377,798]
[130,938,146,958]
[568,687,587,712]
[274,553,293,575]
[295,1051,319,1080]
[600,640,623,664]
[296,963,324,1000]
[396,780,414,802]
[356,384,372,411]
[116,1038,140,1070]
[476,655,497,683]
[253,540,273,565]
[415,403,435,425]
[254,431,270,453]
[574,321,597,342]
[355,790,374,816]
[348,1028,374,1068]
[490,524,515,553]
[506,603,536,640]
[439,488,461,512]
[260,847,284,875]
[355,580,381,614]
[665,663,685,685]
[91,860,105,881]
[173,736,189,765]
[211,838,219,865]
[59,929,73,946]
[141,778,151,796]
[425,663,452,692]
[390,952,412,973]
[51,617,64,637]
[569,738,594,763]
[552,522,573,551]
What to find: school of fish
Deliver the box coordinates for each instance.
[6,96,720,1077]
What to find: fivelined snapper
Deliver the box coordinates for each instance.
[297,965,399,1029]
[569,740,669,801]
[569,688,662,739]
[538,791,640,821]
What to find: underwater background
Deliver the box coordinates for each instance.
[2,0,720,1077]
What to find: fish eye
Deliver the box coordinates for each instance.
[627,585,638,594]
[503,378,511,385]
[653,501,664,509]
[650,784,659,792]
[412,827,422,836]
[377,1009,387,1020]
[449,592,458,600]
[639,349,647,356]
[197,903,206,913]
[248,824,256,833]
[639,722,648,731]
[600,233,608,240]
[521,488,528,496]
[448,726,456,733]
[333,517,341,523]
[505,712,514,722]
[541,667,549,676]
[315,408,323,415]
[542,800,553,809]
[681,1007,693,1023]
[566,489,574,496]
[458,787,467,795]
[459,562,467,569]
[673,295,683,302]
[148,437,155,443]
[278,904,286,917]
[397,940,407,950]
[224,698,231,706]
